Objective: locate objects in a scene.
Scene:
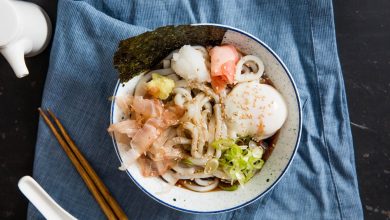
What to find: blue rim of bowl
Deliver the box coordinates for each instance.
[110,23,302,214]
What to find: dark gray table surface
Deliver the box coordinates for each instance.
[0,0,389,219]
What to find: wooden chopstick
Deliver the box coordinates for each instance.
[46,109,128,220]
[38,108,128,220]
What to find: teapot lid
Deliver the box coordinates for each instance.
[0,0,20,46]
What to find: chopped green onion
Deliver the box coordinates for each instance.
[248,140,257,149]
[181,158,194,166]
[219,182,239,191]
[235,136,252,145]
[251,147,264,158]
[211,138,266,186]
[204,158,219,174]
[211,138,236,150]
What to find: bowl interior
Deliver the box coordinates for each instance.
[110,25,301,213]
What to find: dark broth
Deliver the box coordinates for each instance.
[262,130,280,161]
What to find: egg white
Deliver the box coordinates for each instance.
[224,81,287,140]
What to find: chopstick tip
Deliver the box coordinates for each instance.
[47,109,56,119]
[38,108,49,120]
[38,108,45,116]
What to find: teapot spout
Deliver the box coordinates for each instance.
[1,39,32,78]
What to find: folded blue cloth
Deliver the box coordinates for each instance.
[28,0,363,219]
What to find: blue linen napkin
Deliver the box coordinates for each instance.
[28,0,363,219]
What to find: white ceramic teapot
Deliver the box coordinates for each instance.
[0,0,51,78]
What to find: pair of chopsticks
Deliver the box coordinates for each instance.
[38,108,128,220]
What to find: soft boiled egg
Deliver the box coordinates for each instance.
[223,81,287,140]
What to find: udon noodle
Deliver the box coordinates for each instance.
[109,44,287,192]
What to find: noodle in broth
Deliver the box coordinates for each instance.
[109,45,287,192]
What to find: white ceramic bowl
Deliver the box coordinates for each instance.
[110,24,302,213]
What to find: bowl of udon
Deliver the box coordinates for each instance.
[109,24,302,213]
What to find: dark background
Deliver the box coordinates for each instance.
[0,0,389,219]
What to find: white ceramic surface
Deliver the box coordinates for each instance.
[0,0,51,78]
[110,24,302,213]
[18,176,77,220]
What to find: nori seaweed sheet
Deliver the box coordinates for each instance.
[113,25,227,82]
